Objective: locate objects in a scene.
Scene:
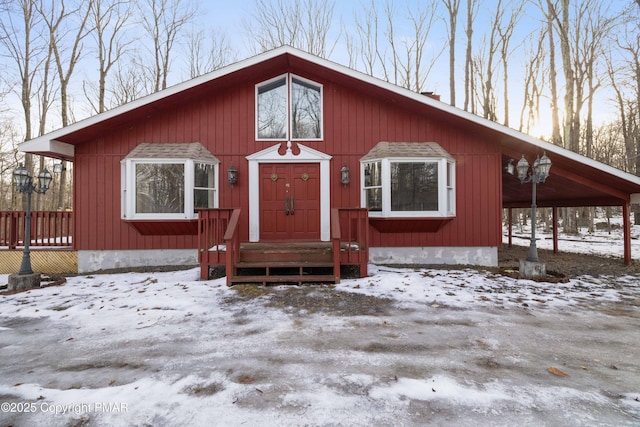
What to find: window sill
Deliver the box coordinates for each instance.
[124,219,198,236]
[369,217,453,233]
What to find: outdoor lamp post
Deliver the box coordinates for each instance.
[515,153,552,264]
[12,163,53,276]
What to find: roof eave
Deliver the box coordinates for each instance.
[18,139,75,160]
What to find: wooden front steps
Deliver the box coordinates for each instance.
[229,242,338,285]
[198,208,369,284]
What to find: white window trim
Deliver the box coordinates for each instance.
[361,157,456,218]
[255,73,324,142]
[121,158,219,220]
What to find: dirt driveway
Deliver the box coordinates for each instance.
[0,251,639,426]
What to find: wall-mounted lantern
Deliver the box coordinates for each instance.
[227,163,238,186]
[53,161,66,174]
[341,163,350,185]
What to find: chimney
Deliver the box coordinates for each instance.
[421,91,441,101]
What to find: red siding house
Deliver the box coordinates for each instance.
[20,46,640,282]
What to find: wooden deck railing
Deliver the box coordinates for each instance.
[0,211,73,249]
[197,208,240,281]
[331,208,369,278]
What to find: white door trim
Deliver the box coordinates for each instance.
[246,142,332,242]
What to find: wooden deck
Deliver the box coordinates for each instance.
[198,208,369,285]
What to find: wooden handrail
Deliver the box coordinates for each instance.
[224,209,242,286]
[223,209,241,241]
[331,208,369,278]
[331,209,341,280]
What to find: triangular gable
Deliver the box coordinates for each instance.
[246,141,332,162]
[18,45,640,196]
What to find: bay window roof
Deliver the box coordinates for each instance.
[124,142,219,162]
[361,141,454,161]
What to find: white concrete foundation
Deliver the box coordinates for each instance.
[78,249,198,273]
[369,246,498,267]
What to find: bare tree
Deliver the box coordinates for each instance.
[85,0,134,114]
[110,55,153,105]
[246,0,336,58]
[608,8,640,223]
[348,0,442,93]
[185,27,235,79]
[518,28,546,135]
[350,0,384,77]
[0,121,21,210]
[542,0,562,146]
[441,0,460,106]
[463,0,479,113]
[0,0,46,208]
[38,0,93,127]
[139,0,197,92]
[476,0,503,121]
[394,2,442,92]
[497,0,524,127]
[38,0,93,211]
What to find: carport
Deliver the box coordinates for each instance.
[497,128,640,265]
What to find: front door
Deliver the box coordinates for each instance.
[260,163,320,241]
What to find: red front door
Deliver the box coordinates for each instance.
[260,163,320,241]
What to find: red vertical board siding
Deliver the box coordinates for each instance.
[73,68,502,252]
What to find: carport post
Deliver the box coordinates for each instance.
[623,202,631,265]
[552,207,558,254]
[508,208,513,247]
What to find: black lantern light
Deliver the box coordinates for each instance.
[227,163,238,186]
[341,163,350,185]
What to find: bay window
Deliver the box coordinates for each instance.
[122,143,219,220]
[360,142,456,218]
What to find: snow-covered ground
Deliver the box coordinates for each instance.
[504,215,640,259]
[0,224,639,426]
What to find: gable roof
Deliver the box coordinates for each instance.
[18,45,640,207]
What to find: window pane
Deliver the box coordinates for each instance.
[365,188,382,211]
[257,77,287,139]
[135,163,184,214]
[391,162,438,211]
[194,189,216,209]
[364,162,381,187]
[194,163,215,189]
[291,78,321,139]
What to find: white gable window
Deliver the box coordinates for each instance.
[361,142,456,218]
[256,74,323,141]
[121,143,219,220]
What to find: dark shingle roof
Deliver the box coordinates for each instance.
[360,142,454,161]
[124,142,219,162]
